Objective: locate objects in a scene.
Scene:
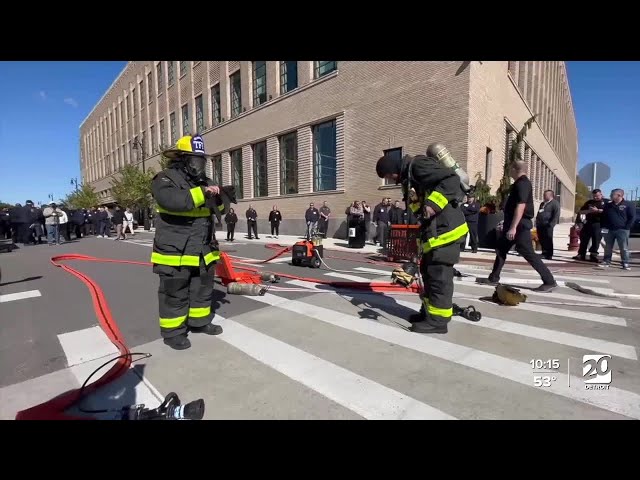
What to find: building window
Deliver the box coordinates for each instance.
[195,95,204,133]
[382,147,403,185]
[252,61,267,107]
[230,149,244,199]
[125,96,130,120]
[156,62,163,92]
[280,61,298,94]
[132,88,138,115]
[147,72,153,101]
[313,119,337,192]
[139,80,144,106]
[279,131,298,195]
[159,119,166,146]
[230,70,241,118]
[211,84,221,125]
[179,61,187,77]
[169,112,177,144]
[150,125,156,153]
[181,103,190,136]
[485,147,493,181]
[315,61,337,79]
[252,141,268,197]
[212,154,222,186]
[168,61,175,86]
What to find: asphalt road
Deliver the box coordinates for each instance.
[1,232,640,420]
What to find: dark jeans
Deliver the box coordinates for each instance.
[247,220,258,239]
[270,222,280,236]
[226,223,235,240]
[578,222,602,257]
[462,223,478,251]
[536,224,555,259]
[489,226,555,285]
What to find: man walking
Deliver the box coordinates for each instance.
[573,189,606,263]
[535,189,560,260]
[599,188,635,270]
[477,161,557,291]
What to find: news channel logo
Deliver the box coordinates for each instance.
[582,354,612,390]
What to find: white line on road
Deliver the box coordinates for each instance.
[455,276,616,294]
[215,316,456,420]
[250,292,640,419]
[57,326,119,367]
[0,290,42,303]
[455,265,611,285]
[390,298,638,361]
[324,272,384,283]
[355,267,393,276]
[453,294,628,327]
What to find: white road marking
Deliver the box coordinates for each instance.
[453,294,628,327]
[324,272,383,283]
[57,326,119,367]
[215,316,456,420]
[455,265,611,284]
[390,298,638,361]
[455,276,616,294]
[355,267,394,276]
[0,290,42,303]
[249,292,640,420]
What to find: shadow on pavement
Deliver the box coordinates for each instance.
[0,275,43,287]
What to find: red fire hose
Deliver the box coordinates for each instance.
[14,246,414,420]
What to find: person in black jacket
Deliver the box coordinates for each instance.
[372,198,391,247]
[150,134,223,350]
[246,205,259,239]
[305,202,320,239]
[389,200,404,225]
[461,194,480,252]
[377,152,468,334]
[268,205,282,238]
[573,189,606,262]
[478,161,557,291]
[535,190,560,260]
[600,188,636,270]
[112,206,125,240]
[225,208,238,241]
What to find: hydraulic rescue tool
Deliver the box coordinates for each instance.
[118,392,205,420]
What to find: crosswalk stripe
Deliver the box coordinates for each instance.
[57,326,119,367]
[248,292,640,419]
[286,279,630,327]
[324,272,383,282]
[455,265,611,285]
[215,316,456,420]
[0,290,42,303]
[455,276,616,294]
[388,298,638,361]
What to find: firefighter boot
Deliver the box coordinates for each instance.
[190,324,223,335]
[164,334,191,350]
[407,304,426,323]
[410,320,448,334]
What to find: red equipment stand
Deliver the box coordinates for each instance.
[385,224,420,262]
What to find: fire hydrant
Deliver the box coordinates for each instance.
[568,224,581,251]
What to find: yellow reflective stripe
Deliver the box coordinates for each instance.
[190,186,205,207]
[189,306,211,318]
[217,204,225,212]
[426,191,448,210]
[409,202,421,213]
[150,252,202,267]
[156,206,211,217]
[421,298,453,319]
[203,250,220,265]
[159,315,187,329]
[422,223,469,252]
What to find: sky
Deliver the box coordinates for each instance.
[0,61,638,205]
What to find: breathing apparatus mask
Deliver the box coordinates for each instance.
[182,153,207,182]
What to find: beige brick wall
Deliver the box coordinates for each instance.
[81,60,578,231]
[467,61,577,221]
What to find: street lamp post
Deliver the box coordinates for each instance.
[70,177,79,192]
[132,135,151,230]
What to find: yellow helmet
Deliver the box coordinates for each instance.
[162,134,210,159]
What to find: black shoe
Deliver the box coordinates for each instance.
[164,335,191,350]
[190,324,223,335]
[589,256,600,263]
[407,313,425,324]
[255,237,260,239]
[533,283,557,292]
[476,277,498,286]
[410,321,448,334]
[572,255,586,261]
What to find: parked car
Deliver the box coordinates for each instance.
[631,216,640,237]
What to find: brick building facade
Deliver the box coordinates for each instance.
[80,61,578,237]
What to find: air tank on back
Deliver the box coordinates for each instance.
[426,143,473,195]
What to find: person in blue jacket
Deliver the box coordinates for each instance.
[600,188,636,270]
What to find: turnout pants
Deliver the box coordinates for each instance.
[154,256,215,339]
[418,244,459,327]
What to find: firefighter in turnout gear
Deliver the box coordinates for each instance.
[151,134,223,350]
[376,151,469,334]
